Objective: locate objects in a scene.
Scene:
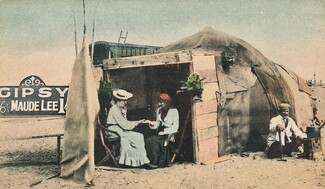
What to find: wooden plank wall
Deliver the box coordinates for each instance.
[192,52,220,164]
[103,51,192,70]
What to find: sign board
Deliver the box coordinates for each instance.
[0,75,68,116]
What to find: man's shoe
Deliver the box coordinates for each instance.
[297,153,309,159]
[285,152,293,157]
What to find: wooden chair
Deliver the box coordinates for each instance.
[96,123,121,167]
[166,110,191,163]
[164,132,183,163]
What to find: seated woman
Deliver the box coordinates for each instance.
[145,93,179,168]
[106,89,156,169]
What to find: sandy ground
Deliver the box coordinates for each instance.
[0,117,324,189]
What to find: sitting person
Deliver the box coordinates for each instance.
[106,89,156,169]
[265,103,307,158]
[144,93,179,168]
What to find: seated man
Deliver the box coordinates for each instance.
[265,103,307,158]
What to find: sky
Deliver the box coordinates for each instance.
[0,0,324,85]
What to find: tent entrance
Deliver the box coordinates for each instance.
[104,62,194,163]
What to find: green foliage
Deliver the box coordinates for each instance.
[181,74,203,96]
[98,80,112,108]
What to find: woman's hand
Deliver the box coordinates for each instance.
[137,119,145,125]
[158,131,164,135]
[144,120,155,126]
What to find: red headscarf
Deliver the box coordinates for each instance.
[159,93,174,109]
[159,93,174,120]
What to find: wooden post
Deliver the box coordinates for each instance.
[57,135,61,164]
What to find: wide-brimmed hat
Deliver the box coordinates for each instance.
[279,103,291,110]
[113,89,133,100]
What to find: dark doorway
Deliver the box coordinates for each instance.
[105,63,194,163]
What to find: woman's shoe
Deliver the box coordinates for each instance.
[166,163,172,167]
[144,163,157,170]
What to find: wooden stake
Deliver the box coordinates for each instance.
[83,0,86,35]
[74,14,78,57]
[91,11,96,63]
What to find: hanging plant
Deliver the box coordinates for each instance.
[98,79,113,116]
[181,73,203,99]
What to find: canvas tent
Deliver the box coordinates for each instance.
[158,27,315,154]
[60,34,100,184]
[99,27,315,163]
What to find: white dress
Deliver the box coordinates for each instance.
[106,105,150,167]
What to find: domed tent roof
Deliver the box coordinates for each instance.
[159,27,311,118]
[160,27,271,67]
[159,27,313,154]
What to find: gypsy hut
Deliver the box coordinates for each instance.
[99,27,315,164]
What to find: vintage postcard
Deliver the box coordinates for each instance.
[0,0,324,188]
